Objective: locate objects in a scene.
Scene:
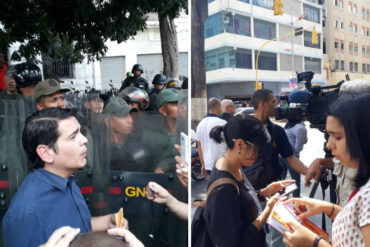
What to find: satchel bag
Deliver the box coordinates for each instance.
[191,177,240,247]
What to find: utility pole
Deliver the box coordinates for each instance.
[255,25,315,89]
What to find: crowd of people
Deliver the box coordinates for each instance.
[0,62,188,247]
[193,83,370,247]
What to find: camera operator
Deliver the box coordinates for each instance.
[245,89,313,247]
[306,79,370,207]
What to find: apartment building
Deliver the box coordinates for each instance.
[323,0,370,84]
[205,0,324,98]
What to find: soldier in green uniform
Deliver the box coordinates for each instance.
[0,64,41,246]
[34,78,70,110]
[148,74,167,111]
[119,86,150,114]
[143,88,188,247]
[119,64,149,93]
[97,97,153,172]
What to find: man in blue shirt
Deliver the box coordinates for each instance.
[2,107,127,247]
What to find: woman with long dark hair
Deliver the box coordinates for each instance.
[204,112,294,247]
[283,93,370,247]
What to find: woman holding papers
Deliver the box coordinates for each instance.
[204,112,294,247]
[283,93,370,247]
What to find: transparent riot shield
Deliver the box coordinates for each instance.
[74,101,188,247]
[0,96,37,246]
[176,89,188,140]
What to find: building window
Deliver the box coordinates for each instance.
[304,31,321,49]
[236,49,253,68]
[254,19,276,40]
[233,15,251,36]
[205,47,252,71]
[335,60,339,69]
[363,63,366,73]
[362,26,366,36]
[354,43,358,53]
[339,0,343,8]
[368,64,370,73]
[348,2,352,12]
[205,12,251,38]
[334,41,339,49]
[238,0,250,2]
[354,24,358,33]
[340,22,344,29]
[349,42,353,52]
[205,13,222,38]
[254,52,277,70]
[368,47,370,56]
[42,55,74,79]
[340,40,344,50]
[253,0,274,10]
[350,62,353,71]
[334,19,338,28]
[367,10,370,20]
[341,60,345,70]
[349,23,353,32]
[362,8,366,19]
[363,46,366,56]
[303,5,320,23]
[353,4,357,14]
[305,57,321,73]
[334,0,338,6]
[367,28,370,37]
[354,62,358,72]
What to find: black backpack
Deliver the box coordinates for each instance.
[191,177,240,247]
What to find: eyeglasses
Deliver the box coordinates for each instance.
[232,138,255,147]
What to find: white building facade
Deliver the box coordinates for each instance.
[8,12,189,91]
[205,0,324,98]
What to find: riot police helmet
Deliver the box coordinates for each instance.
[119,86,150,110]
[166,78,182,90]
[12,62,42,88]
[152,74,167,85]
[131,64,144,73]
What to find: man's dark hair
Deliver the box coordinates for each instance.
[208,97,221,111]
[70,232,127,247]
[251,89,274,110]
[22,107,76,171]
[328,93,370,188]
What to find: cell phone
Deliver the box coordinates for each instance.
[180,132,189,170]
[279,183,298,198]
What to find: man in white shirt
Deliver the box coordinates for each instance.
[195,98,227,177]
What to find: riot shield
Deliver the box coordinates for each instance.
[0,96,37,246]
[176,89,189,140]
[75,97,188,247]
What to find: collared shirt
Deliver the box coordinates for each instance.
[333,161,357,207]
[2,168,92,247]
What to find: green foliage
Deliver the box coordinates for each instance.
[1,0,188,63]
[148,0,188,18]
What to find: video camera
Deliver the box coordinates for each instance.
[275,71,344,131]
